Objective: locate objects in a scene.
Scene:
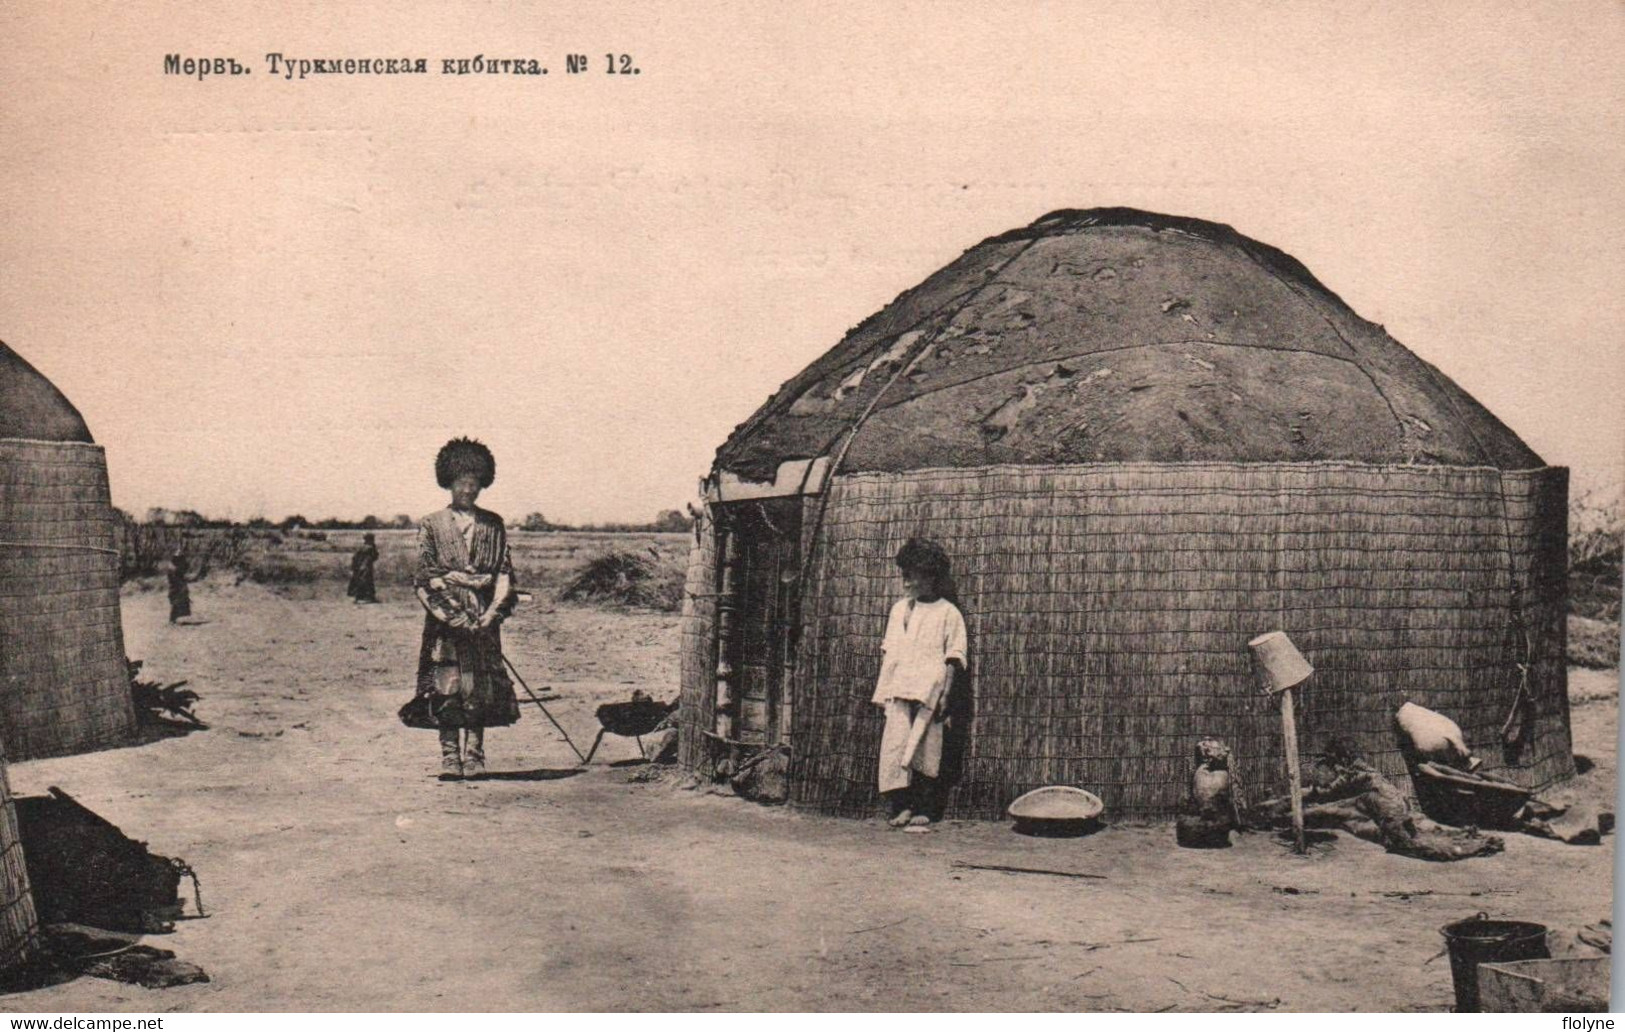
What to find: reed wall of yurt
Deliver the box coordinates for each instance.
[0,748,38,969]
[785,461,1569,819]
[0,438,138,760]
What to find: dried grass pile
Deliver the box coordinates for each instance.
[1569,488,1622,623]
[560,548,684,611]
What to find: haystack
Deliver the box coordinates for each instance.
[0,341,138,760]
[678,208,1570,819]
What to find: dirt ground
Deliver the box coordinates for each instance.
[3,581,1616,1012]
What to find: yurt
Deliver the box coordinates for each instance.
[677,208,1570,819]
[0,341,138,760]
[0,744,37,968]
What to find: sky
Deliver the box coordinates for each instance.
[3,1,1621,524]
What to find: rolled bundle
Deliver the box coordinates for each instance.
[1395,702,1475,768]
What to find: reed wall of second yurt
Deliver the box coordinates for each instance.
[0,747,38,969]
[0,438,138,760]
[788,461,1570,819]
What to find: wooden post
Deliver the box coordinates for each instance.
[1279,684,1306,854]
[1248,630,1314,856]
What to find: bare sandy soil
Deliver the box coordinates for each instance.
[2,582,1616,1012]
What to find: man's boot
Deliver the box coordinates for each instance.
[439,727,463,781]
[462,728,486,779]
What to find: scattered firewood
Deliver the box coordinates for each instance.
[847,917,908,935]
[950,860,1106,880]
[1202,990,1281,1009]
[1372,888,1517,899]
[1081,937,1160,952]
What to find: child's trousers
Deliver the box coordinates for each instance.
[877,699,943,793]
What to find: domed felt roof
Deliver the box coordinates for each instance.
[715,208,1542,481]
[1,341,93,443]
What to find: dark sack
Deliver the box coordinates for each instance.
[15,787,192,933]
[398,693,439,730]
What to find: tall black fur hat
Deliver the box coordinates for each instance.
[435,437,496,489]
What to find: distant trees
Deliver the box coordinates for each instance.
[652,509,693,532]
[558,509,695,533]
[109,501,698,585]
[119,507,690,537]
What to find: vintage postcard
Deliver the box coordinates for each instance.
[0,0,1619,1016]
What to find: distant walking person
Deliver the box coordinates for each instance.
[412,438,520,780]
[165,546,206,624]
[871,538,967,827]
[347,532,380,603]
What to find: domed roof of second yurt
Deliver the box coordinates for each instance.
[716,208,1542,481]
[0,342,93,443]
[0,340,135,760]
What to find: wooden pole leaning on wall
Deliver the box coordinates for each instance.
[1249,631,1314,855]
[712,522,742,775]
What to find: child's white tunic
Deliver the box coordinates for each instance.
[872,598,968,792]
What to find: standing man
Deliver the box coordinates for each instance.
[166,546,207,624]
[347,532,380,603]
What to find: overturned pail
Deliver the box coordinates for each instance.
[1440,913,1550,1012]
[1247,631,1313,692]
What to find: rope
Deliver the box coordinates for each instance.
[502,654,588,763]
[171,858,207,918]
[764,243,1039,752]
[0,541,120,556]
[790,236,1044,596]
[1405,361,1538,739]
[1488,472,1538,746]
[1499,587,1535,747]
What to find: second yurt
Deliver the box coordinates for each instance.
[0,341,138,760]
[0,745,37,968]
[677,208,1570,819]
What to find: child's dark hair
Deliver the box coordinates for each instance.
[895,538,952,584]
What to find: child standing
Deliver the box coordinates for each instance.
[872,538,967,827]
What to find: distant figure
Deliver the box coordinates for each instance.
[871,538,967,828]
[411,438,520,781]
[347,532,380,603]
[165,547,206,624]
